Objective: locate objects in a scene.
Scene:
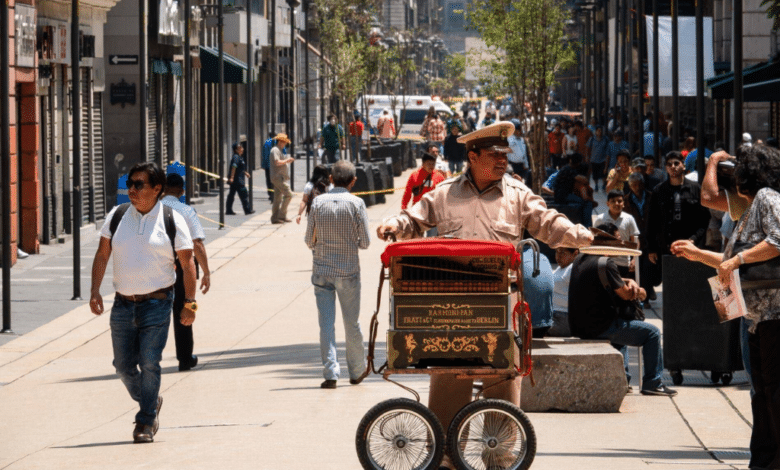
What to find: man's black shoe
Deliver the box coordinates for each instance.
[349,377,364,385]
[245,210,256,215]
[178,355,198,372]
[226,211,237,215]
[641,385,678,397]
[320,379,337,389]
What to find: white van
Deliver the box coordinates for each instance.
[355,95,452,140]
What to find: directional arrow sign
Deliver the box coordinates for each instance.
[109,55,139,65]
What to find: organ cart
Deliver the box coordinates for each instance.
[355,238,539,470]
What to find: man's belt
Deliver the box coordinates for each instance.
[116,286,173,303]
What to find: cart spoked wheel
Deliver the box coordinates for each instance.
[670,369,683,386]
[447,399,536,470]
[356,398,445,470]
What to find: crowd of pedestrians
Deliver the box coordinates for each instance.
[83,96,780,470]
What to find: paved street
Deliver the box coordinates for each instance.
[0,163,755,469]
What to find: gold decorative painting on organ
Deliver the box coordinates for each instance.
[381,239,523,370]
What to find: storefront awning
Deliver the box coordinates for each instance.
[152,59,169,75]
[169,61,183,77]
[151,59,183,77]
[706,60,780,101]
[199,46,248,84]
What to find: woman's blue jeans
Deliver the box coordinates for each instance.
[110,292,172,426]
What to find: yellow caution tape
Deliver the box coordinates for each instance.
[196,213,235,229]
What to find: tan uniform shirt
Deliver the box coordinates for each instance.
[270,146,289,183]
[387,172,594,248]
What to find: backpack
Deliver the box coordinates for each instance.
[109,203,177,256]
[262,138,275,170]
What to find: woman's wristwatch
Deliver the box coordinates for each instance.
[183,299,198,312]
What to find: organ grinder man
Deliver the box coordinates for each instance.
[377,121,593,468]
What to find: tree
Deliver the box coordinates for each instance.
[312,0,384,159]
[466,0,575,193]
[761,0,780,31]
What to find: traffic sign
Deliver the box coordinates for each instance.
[109,55,138,65]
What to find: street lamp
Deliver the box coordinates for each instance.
[287,0,299,184]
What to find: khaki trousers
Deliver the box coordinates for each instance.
[271,179,292,222]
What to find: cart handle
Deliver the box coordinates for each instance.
[517,238,540,278]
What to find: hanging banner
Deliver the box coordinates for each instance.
[646,16,715,96]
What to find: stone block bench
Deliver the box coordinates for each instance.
[520,338,627,413]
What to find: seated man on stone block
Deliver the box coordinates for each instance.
[568,223,677,397]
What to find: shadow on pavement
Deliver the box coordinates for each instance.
[57,342,388,383]
[536,446,746,460]
[51,441,135,449]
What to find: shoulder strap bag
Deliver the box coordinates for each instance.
[730,194,780,290]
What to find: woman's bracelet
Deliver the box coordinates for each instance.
[737,253,745,265]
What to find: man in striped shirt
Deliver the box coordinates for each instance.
[304,160,371,389]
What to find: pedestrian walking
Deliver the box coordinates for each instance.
[296,165,331,224]
[271,133,294,224]
[226,143,254,215]
[304,160,371,389]
[319,114,345,163]
[348,111,364,161]
[377,109,396,139]
[161,173,211,372]
[89,162,197,444]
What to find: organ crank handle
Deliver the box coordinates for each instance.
[517,239,540,277]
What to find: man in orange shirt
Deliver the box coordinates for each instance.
[547,122,564,169]
[575,120,592,161]
[401,152,445,210]
[348,111,364,161]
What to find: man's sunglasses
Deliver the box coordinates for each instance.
[126,179,150,190]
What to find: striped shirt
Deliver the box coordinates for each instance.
[304,187,371,277]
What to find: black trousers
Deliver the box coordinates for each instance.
[748,319,780,469]
[264,169,274,201]
[226,183,250,214]
[172,259,197,364]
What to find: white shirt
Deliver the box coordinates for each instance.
[507,135,528,167]
[161,195,206,241]
[100,201,193,295]
[552,264,573,313]
[593,211,640,267]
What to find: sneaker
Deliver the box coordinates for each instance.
[17,248,29,259]
[133,423,155,443]
[641,385,678,397]
[320,379,337,389]
[626,385,633,394]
